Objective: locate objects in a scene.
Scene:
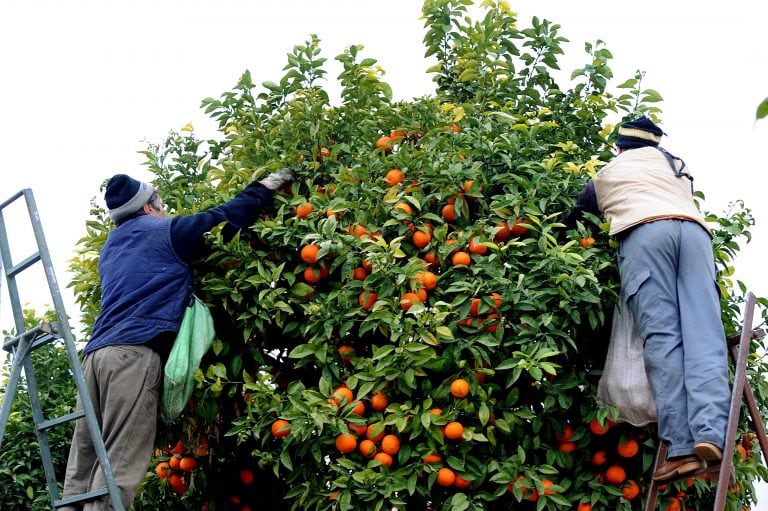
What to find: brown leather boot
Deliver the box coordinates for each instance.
[652,455,703,481]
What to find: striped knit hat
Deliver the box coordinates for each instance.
[105,174,154,223]
[616,116,664,149]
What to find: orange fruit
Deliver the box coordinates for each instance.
[444,421,464,440]
[385,168,404,187]
[375,135,393,153]
[155,461,171,479]
[370,391,389,411]
[366,423,386,443]
[350,400,365,415]
[169,473,188,494]
[422,453,442,463]
[577,503,592,511]
[359,439,377,458]
[416,271,438,290]
[239,468,254,485]
[450,378,470,398]
[541,479,556,496]
[589,419,610,436]
[605,464,627,485]
[510,217,529,236]
[390,129,407,141]
[361,258,373,271]
[454,474,472,489]
[555,424,574,442]
[304,265,324,284]
[428,408,443,416]
[352,267,368,281]
[412,229,432,248]
[737,443,747,461]
[469,297,481,316]
[446,124,460,133]
[348,224,367,237]
[169,455,181,470]
[494,222,511,241]
[423,252,439,268]
[394,202,413,215]
[436,467,456,487]
[468,237,487,255]
[335,433,357,454]
[591,450,607,467]
[617,438,639,458]
[621,479,640,500]
[664,497,682,511]
[558,441,576,453]
[300,244,320,264]
[296,202,313,219]
[580,236,596,249]
[400,292,422,311]
[358,290,378,311]
[179,456,198,472]
[170,439,184,455]
[451,251,471,267]
[381,435,401,455]
[271,419,291,438]
[348,422,368,436]
[442,203,457,223]
[332,386,354,406]
[337,345,356,362]
[374,452,393,467]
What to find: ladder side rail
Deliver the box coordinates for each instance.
[0,208,28,332]
[0,343,28,445]
[21,190,125,511]
[22,190,76,341]
[713,292,756,510]
[21,355,64,504]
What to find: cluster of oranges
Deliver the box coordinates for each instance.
[154,438,207,494]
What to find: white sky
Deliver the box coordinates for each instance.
[2,0,768,499]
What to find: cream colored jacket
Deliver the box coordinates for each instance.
[594,147,710,237]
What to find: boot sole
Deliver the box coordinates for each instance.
[652,461,704,481]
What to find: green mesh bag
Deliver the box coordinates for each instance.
[161,295,215,422]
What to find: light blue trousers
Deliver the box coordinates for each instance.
[618,220,729,458]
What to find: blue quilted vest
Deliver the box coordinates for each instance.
[84,215,193,354]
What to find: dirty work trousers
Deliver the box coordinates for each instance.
[61,344,162,510]
[617,219,729,458]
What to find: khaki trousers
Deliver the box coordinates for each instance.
[61,344,162,511]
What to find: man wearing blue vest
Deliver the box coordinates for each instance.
[565,117,730,481]
[61,168,293,510]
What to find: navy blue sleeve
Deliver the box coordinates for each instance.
[170,181,274,262]
[563,180,599,230]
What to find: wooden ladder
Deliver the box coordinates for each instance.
[644,292,768,510]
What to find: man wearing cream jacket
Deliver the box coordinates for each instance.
[565,117,729,481]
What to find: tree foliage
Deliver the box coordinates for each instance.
[64,1,768,510]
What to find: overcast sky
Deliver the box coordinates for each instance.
[2,0,767,502]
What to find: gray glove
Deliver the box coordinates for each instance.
[259,168,295,191]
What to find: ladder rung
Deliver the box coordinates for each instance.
[5,251,41,277]
[38,410,85,431]
[54,487,110,508]
[2,322,61,352]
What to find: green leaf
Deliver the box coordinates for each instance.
[757,97,768,120]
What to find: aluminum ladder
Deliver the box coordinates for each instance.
[644,291,768,510]
[0,189,124,510]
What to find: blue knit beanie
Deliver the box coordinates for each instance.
[105,174,154,223]
[616,116,664,149]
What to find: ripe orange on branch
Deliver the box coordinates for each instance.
[436,467,456,487]
[450,378,470,398]
[335,433,357,454]
[300,244,320,264]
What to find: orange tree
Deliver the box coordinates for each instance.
[68,1,768,510]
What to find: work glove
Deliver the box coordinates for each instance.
[259,168,295,191]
